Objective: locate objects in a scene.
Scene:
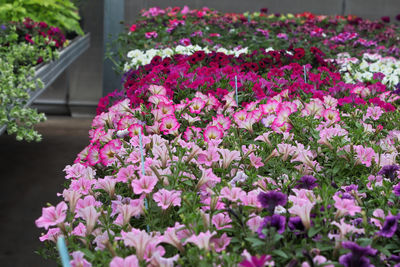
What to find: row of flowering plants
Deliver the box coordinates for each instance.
[110,6,400,73]
[36,6,400,267]
[0,17,79,141]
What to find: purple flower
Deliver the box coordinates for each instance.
[389,254,400,264]
[257,191,287,213]
[378,165,400,181]
[295,175,318,190]
[393,84,400,96]
[339,241,377,267]
[257,214,286,238]
[393,184,400,197]
[381,16,390,23]
[288,216,305,234]
[0,24,6,30]
[379,215,398,238]
[397,14,400,21]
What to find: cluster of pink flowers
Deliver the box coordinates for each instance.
[36,6,400,267]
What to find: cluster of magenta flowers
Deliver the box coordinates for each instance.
[36,6,400,267]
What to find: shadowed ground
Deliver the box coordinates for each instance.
[0,116,92,267]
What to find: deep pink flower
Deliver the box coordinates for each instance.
[129,24,137,32]
[145,31,158,38]
[239,254,274,267]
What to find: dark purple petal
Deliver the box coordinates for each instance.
[379,215,398,238]
[257,191,287,213]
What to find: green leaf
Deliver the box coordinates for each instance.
[308,226,322,238]
[272,249,289,259]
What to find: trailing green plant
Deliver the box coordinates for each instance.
[0,22,64,141]
[0,0,83,35]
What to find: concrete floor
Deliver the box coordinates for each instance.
[0,116,93,267]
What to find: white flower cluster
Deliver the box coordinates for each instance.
[124,45,249,71]
[336,52,400,88]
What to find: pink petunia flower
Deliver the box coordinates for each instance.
[353,145,375,167]
[220,186,247,202]
[203,125,223,143]
[160,116,180,135]
[121,229,156,261]
[131,174,158,195]
[211,233,231,252]
[197,147,220,166]
[153,189,181,210]
[77,206,100,235]
[333,195,361,217]
[249,153,264,169]
[35,201,68,230]
[70,251,92,267]
[186,230,216,251]
[109,255,139,267]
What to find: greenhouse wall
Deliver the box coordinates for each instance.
[36,0,400,116]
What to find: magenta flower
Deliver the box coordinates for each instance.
[239,254,274,267]
[35,201,67,230]
[153,189,181,210]
[145,31,158,38]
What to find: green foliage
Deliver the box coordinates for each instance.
[0,24,58,141]
[0,0,83,35]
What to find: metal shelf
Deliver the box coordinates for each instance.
[0,33,91,136]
